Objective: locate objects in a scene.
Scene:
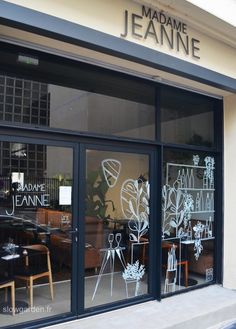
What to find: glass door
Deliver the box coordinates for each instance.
[0,140,74,327]
[0,139,154,325]
[83,147,151,308]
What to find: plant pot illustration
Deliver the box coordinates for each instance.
[124,278,140,298]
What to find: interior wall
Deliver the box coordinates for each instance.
[46,146,73,178]
[223,93,236,289]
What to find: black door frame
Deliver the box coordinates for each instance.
[0,132,79,328]
[77,142,159,316]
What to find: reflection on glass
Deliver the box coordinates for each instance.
[85,150,149,308]
[160,86,215,147]
[0,74,155,140]
[162,149,215,295]
[0,142,73,326]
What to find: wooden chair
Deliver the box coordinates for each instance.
[0,278,15,315]
[15,244,53,308]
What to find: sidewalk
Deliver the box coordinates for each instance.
[43,285,236,329]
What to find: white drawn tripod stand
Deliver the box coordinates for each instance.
[92,233,126,300]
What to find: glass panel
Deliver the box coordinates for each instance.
[162,149,215,295]
[161,86,215,147]
[0,142,73,325]
[0,73,155,141]
[85,150,150,307]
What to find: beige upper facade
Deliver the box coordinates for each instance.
[2,0,236,80]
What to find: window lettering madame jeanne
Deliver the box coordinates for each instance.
[121,5,200,59]
[15,184,49,207]
[15,183,50,207]
[5,183,50,217]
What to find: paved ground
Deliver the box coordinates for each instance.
[43,285,236,329]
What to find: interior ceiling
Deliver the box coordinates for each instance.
[0,24,232,99]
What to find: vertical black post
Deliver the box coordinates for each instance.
[77,143,86,315]
[71,143,80,314]
[214,99,224,284]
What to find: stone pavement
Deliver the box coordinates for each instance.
[43,285,236,329]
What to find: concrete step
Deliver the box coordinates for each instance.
[44,285,236,329]
[208,319,236,329]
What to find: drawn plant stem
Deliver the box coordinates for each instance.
[121,179,149,243]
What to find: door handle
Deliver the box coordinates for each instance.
[68,228,78,242]
[68,228,78,234]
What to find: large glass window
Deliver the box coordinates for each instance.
[0,72,155,140]
[162,149,215,295]
[160,86,215,147]
[85,150,150,307]
[0,142,73,325]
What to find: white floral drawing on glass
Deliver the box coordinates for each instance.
[121,178,149,264]
[203,156,215,189]
[162,184,194,238]
[122,260,145,298]
[122,260,145,281]
[206,268,214,282]
[121,179,150,244]
[193,221,205,260]
[101,159,121,188]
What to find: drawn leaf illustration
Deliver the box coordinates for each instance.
[170,220,177,228]
[142,197,149,206]
[121,179,150,243]
[102,159,121,188]
[129,233,138,242]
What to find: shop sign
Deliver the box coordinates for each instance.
[121,5,200,59]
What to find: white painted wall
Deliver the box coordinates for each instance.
[223,93,236,289]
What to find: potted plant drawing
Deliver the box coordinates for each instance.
[162,184,194,238]
[120,178,150,263]
[85,166,115,223]
[120,179,150,242]
[122,260,145,297]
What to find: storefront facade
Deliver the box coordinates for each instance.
[0,0,235,328]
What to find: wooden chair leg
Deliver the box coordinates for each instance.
[48,273,54,300]
[2,283,15,315]
[11,282,15,316]
[185,261,189,287]
[29,277,33,309]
